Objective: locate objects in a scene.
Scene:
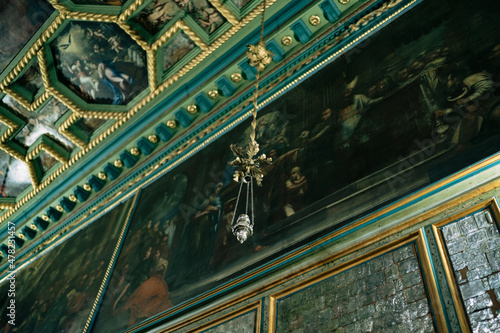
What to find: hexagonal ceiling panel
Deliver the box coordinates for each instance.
[51,21,148,105]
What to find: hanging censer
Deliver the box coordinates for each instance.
[228,0,273,244]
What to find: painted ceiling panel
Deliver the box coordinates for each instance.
[0,0,54,73]
[0,150,31,198]
[51,21,148,105]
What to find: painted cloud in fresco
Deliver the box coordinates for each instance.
[162,32,196,72]
[0,150,31,197]
[52,21,148,105]
[2,96,75,151]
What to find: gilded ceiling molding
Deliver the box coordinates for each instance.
[209,0,240,26]
[65,10,118,22]
[37,49,52,91]
[58,113,88,149]
[29,91,51,112]
[25,161,40,188]
[3,88,50,113]
[178,20,209,50]
[0,144,24,162]
[2,88,32,111]
[0,13,66,91]
[118,0,148,22]
[147,49,158,90]
[0,116,19,144]
[47,0,70,14]
[25,142,68,164]
[153,0,279,94]
[116,21,151,51]
[37,50,83,117]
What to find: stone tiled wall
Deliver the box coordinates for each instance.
[275,244,435,332]
[202,311,256,333]
[441,210,500,332]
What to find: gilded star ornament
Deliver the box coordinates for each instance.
[246,40,274,72]
[229,141,272,186]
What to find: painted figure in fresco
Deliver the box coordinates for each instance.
[66,59,100,99]
[193,182,223,260]
[98,62,132,105]
[282,167,308,217]
[53,21,147,105]
[163,219,176,251]
[336,76,383,146]
[121,257,172,326]
[301,108,334,147]
[198,7,224,34]
[445,72,495,148]
[174,0,195,12]
[137,0,180,35]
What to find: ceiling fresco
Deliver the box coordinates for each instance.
[0,0,54,74]
[0,150,31,198]
[0,0,405,284]
[51,21,148,105]
[10,61,45,103]
[132,0,227,37]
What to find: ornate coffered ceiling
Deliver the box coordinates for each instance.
[0,0,398,271]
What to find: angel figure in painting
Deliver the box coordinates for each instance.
[283,167,308,217]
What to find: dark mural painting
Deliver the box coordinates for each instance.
[51,21,148,105]
[94,0,500,330]
[132,0,226,37]
[0,198,133,333]
[162,31,197,72]
[0,0,53,73]
[11,61,44,102]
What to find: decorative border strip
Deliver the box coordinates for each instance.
[178,301,262,333]
[83,190,140,332]
[431,198,500,333]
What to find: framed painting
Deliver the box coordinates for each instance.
[0,196,135,333]
[49,20,148,105]
[94,0,500,330]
